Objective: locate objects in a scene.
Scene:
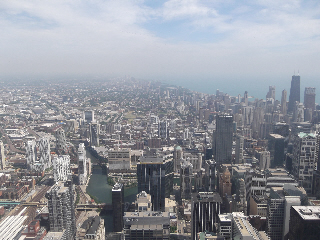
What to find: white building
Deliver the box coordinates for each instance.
[78,143,87,185]
[108,148,131,170]
[39,137,51,170]
[53,155,71,182]
[0,141,5,170]
[26,140,37,170]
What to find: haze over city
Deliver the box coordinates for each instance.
[1,0,320,100]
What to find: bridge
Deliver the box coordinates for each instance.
[75,203,113,211]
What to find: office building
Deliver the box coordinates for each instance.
[158,120,168,139]
[55,128,67,154]
[53,155,71,183]
[84,110,95,123]
[292,132,318,194]
[288,206,320,240]
[268,134,285,168]
[108,148,131,170]
[123,211,170,240]
[76,214,105,240]
[26,140,37,170]
[214,114,233,164]
[78,143,87,185]
[137,156,173,211]
[288,75,300,113]
[135,191,152,212]
[259,151,270,171]
[173,145,183,172]
[46,181,76,240]
[0,141,5,170]
[281,89,287,115]
[231,212,268,240]
[191,192,222,240]
[304,87,316,111]
[180,159,193,200]
[204,160,216,192]
[266,86,275,100]
[90,121,100,147]
[112,183,124,232]
[235,134,244,164]
[39,137,51,170]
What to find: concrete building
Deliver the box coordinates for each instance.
[112,183,124,232]
[235,134,244,164]
[191,192,222,240]
[39,137,51,170]
[218,214,232,239]
[55,128,67,154]
[90,121,100,147]
[231,212,268,240]
[268,134,285,168]
[214,114,233,164]
[259,151,270,171]
[0,141,5,170]
[135,191,152,212]
[123,211,170,240]
[53,155,71,183]
[158,120,168,139]
[304,87,316,111]
[292,132,318,194]
[46,181,76,240]
[84,110,95,123]
[288,206,320,240]
[26,140,37,170]
[288,75,300,113]
[281,89,287,115]
[180,159,193,200]
[137,156,173,211]
[76,214,105,240]
[108,148,131,170]
[78,143,87,185]
[173,145,183,172]
[204,160,216,192]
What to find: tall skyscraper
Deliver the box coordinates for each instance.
[53,155,71,183]
[180,159,193,200]
[0,141,6,170]
[191,192,222,240]
[304,87,316,111]
[112,182,124,232]
[281,89,287,115]
[214,114,233,164]
[55,128,67,154]
[266,86,276,100]
[78,143,87,185]
[137,156,173,211]
[26,140,37,170]
[39,137,51,170]
[90,121,100,147]
[288,75,300,113]
[46,181,75,239]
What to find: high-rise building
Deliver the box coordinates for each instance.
[204,160,216,192]
[53,155,71,183]
[46,181,75,240]
[26,140,37,170]
[112,183,124,232]
[191,192,222,240]
[259,151,270,170]
[137,156,173,211]
[89,121,100,147]
[55,128,67,154]
[288,75,300,113]
[173,146,183,172]
[158,120,168,139]
[304,87,316,111]
[39,137,51,170]
[84,110,95,123]
[292,132,318,194]
[268,134,285,168]
[180,159,193,200]
[0,141,5,170]
[214,114,233,164]
[78,143,87,185]
[288,206,320,240]
[266,86,276,100]
[281,89,287,115]
[235,134,244,164]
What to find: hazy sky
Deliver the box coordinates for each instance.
[1,0,320,100]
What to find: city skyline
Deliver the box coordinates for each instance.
[1,0,320,98]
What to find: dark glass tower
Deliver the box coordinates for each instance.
[214,114,233,164]
[288,75,300,113]
[112,182,124,232]
[137,156,173,211]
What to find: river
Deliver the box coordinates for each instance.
[85,150,138,232]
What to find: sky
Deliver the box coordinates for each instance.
[1,0,320,101]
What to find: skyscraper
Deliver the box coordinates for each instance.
[266,86,275,100]
[191,192,222,240]
[0,141,6,170]
[214,114,233,164]
[137,156,173,211]
[46,181,75,239]
[288,75,300,113]
[180,159,193,200]
[53,155,71,183]
[90,121,100,147]
[39,137,51,170]
[26,140,37,170]
[112,182,124,232]
[304,87,316,111]
[78,143,87,185]
[281,89,287,115]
